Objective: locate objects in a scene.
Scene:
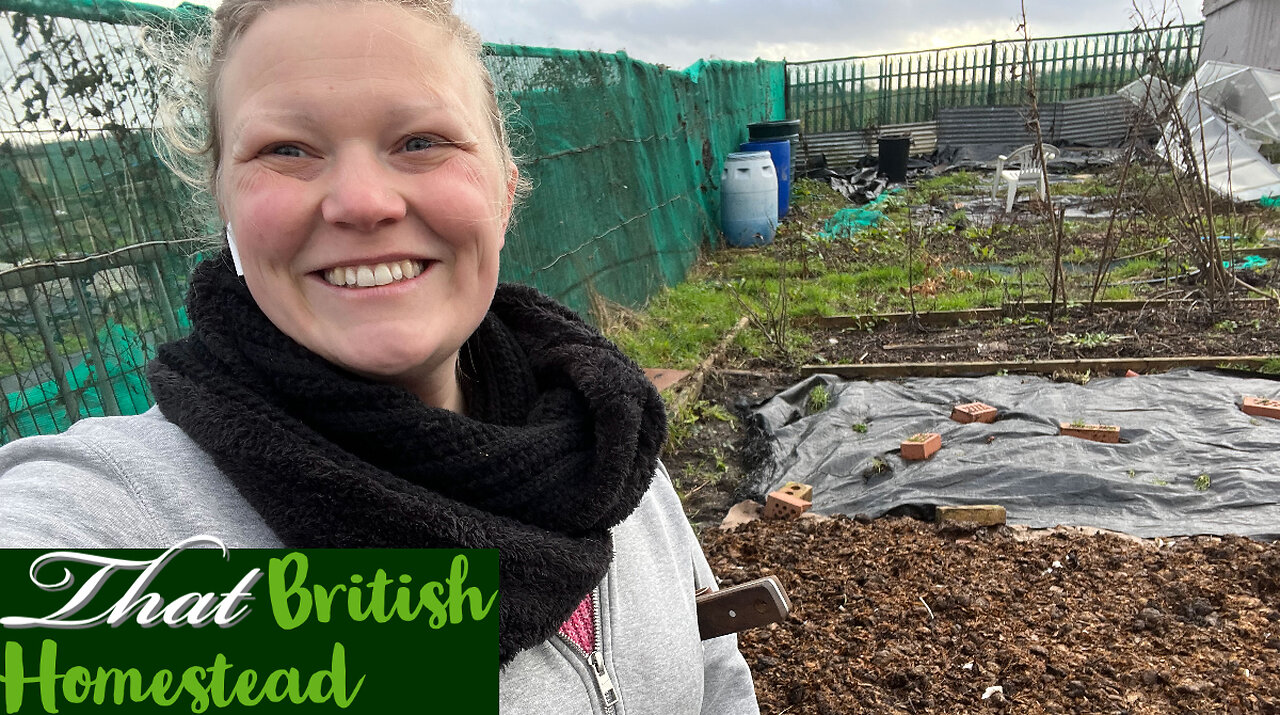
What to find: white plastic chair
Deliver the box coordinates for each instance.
[991,144,1059,212]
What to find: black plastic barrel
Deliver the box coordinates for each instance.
[747,120,801,141]
[877,135,911,183]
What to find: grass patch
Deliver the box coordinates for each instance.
[608,281,742,369]
[1109,257,1162,280]
[915,170,983,195]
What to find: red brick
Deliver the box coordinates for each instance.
[1059,422,1120,443]
[779,481,814,502]
[763,491,812,520]
[951,402,997,424]
[1243,396,1280,420]
[901,432,941,460]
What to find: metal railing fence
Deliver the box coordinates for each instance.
[788,24,1203,134]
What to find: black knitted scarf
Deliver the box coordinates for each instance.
[148,254,666,665]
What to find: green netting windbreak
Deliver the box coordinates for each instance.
[487,45,784,312]
[1,0,213,444]
[0,0,783,444]
[790,24,1202,133]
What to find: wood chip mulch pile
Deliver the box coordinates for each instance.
[702,516,1280,714]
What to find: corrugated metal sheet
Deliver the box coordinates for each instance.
[1204,0,1241,13]
[1057,94,1138,147]
[795,121,938,169]
[937,106,1043,155]
[1201,0,1280,70]
[937,97,1139,157]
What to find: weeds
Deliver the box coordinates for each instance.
[863,457,890,480]
[1194,474,1211,492]
[1057,332,1123,349]
[806,385,831,414]
[1054,370,1093,385]
[665,398,736,453]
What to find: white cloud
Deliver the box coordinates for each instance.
[458,0,1204,68]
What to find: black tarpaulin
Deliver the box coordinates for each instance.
[747,369,1280,540]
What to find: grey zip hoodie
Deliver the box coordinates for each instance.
[0,408,760,714]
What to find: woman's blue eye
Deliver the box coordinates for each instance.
[405,136,435,152]
[270,145,305,158]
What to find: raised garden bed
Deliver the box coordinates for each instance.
[799,303,1280,371]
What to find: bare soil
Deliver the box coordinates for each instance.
[668,370,1280,713]
[703,516,1280,714]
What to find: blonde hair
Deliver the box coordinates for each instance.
[152,0,526,209]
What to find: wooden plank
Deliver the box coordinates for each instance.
[810,299,1277,330]
[668,317,749,417]
[801,356,1279,379]
[812,308,1003,329]
[1019,298,1275,312]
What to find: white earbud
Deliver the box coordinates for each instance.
[225,223,245,277]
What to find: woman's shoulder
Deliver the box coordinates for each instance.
[0,407,277,548]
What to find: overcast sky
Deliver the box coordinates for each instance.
[453,0,1205,68]
[152,0,1205,68]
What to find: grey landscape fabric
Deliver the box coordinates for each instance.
[749,369,1280,539]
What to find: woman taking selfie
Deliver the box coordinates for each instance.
[0,0,761,711]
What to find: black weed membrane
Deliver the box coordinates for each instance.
[746,368,1280,539]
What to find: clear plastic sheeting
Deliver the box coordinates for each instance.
[1190,62,1280,144]
[1118,74,1175,118]
[1160,62,1280,201]
[747,369,1280,540]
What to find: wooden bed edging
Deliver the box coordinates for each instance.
[800,355,1278,379]
[807,299,1276,330]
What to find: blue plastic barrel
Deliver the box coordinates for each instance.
[740,139,792,219]
[721,151,778,247]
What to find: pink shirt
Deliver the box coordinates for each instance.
[558,595,595,653]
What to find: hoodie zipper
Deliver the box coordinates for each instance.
[560,590,617,714]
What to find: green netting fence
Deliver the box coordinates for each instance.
[0,0,784,443]
[789,24,1202,133]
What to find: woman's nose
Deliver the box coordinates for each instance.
[320,151,408,231]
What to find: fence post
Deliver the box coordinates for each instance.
[145,261,180,343]
[783,61,791,122]
[22,283,81,425]
[878,55,889,127]
[986,40,997,105]
[70,277,120,417]
[0,388,17,443]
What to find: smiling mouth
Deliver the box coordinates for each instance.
[321,259,426,288]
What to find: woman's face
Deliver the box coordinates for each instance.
[216,3,515,408]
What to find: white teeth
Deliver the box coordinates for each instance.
[322,260,426,288]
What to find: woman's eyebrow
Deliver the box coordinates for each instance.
[227,109,320,141]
